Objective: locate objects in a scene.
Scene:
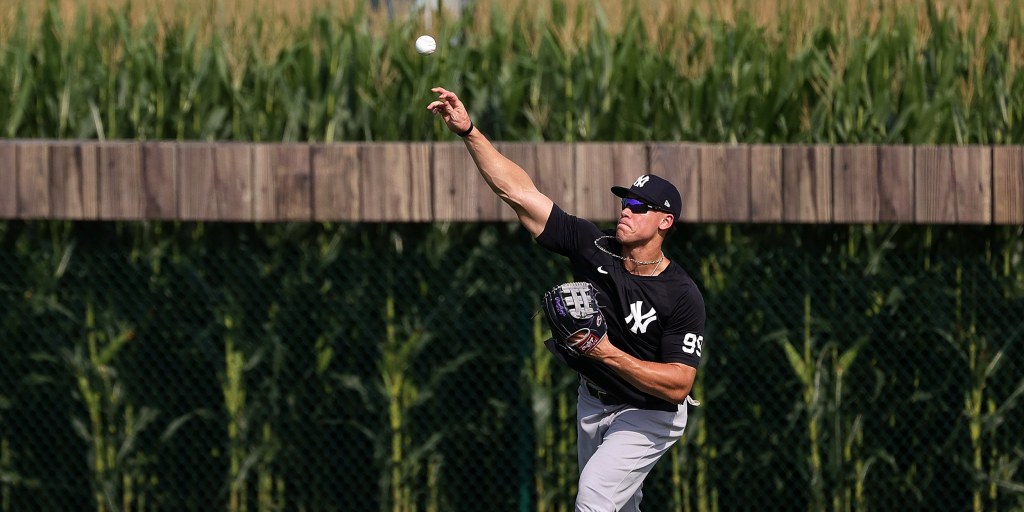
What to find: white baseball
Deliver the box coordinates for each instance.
[415,35,436,55]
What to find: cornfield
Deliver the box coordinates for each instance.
[0,0,1022,142]
[1,222,1023,511]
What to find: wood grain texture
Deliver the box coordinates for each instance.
[0,142,15,217]
[17,142,50,218]
[99,142,143,220]
[833,145,878,223]
[50,142,99,220]
[915,146,991,224]
[649,143,701,223]
[360,143,432,222]
[535,143,576,214]
[700,145,750,222]
[575,143,646,221]
[877,146,914,222]
[782,145,832,223]
[254,144,311,221]
[312,144,360,221]
[142,142,177,219]
[994,146,1024,224]
[178,142,253,221]
[750,145,783,222]
[433,142,502,221]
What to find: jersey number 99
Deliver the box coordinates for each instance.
[683,333,703,357]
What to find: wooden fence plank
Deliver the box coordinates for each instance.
[915,146,992,224]
[575,143,646,221]
[750,145,783,222]
[433,142,502,221]
[17,142,50,218]
[701,145,750,222]
[575,144,616,220]
[99,142,143,220]
[878,146,914,222]
[312,144,360,221]
[50,142,99,220]
[0,142,15,217]
[994,146,1024,224]
[178,143,253,221]
[649,143,701,223]
[833,145,878,223]
[361,143,432,222]
[254,144,311,221]
[535,143,576,214]
[142,142,177,219]
[782,145,831,223]
[833,145,914,223]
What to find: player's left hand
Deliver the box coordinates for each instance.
[540,282,608,356]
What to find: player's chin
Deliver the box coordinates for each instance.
[615,225,634,242]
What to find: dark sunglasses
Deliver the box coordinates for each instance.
[620,197,664,214]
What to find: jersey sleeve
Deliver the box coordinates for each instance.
[660,284,706,368]
[535,203,604,257]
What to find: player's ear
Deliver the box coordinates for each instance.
[660,214,675,231]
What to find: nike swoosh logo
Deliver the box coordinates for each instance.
[597,266,609,274]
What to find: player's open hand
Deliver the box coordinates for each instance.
[427,87,473,135]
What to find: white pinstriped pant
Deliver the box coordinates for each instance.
[574,383,689,512]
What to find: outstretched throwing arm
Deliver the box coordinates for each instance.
[427,87,553,237]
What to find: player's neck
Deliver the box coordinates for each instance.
[621,242,665,276]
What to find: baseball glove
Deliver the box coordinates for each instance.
[540,282,607,356]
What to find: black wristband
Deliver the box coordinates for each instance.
[457,121,474,137]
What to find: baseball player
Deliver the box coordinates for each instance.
[427,87,706,512]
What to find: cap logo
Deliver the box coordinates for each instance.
[633,176,650,188]
[664,200,671,208]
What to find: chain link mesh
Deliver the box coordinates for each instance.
[1,222,1023,511]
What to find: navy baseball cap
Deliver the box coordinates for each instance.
[611,174,682,218]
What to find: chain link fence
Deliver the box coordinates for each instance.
[1,221,1023,512]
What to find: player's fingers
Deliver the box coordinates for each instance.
[431,87,459,104]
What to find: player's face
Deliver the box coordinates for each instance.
[616,198,672,243]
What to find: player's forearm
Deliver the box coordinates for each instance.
[590,342,695,404]
[462,130,536,203]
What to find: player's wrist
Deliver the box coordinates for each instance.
[457,120,474,137]
[582,334,610,359]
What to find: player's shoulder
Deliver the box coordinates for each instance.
[664,261,705,307]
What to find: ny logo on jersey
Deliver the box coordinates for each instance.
[625,301,657,333]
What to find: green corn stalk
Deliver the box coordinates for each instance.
[668,376,713,512]
[526,306,578,512]
[256,423,283,512]
[1,437,9,512]
[556,384,574,512]
[694,378,715,512]
[526,312,556,512]
[773,289,869,512]
[221,313,247,512]
[382,269,470,510]
[955,262,1024,511]
[68,301,157,512]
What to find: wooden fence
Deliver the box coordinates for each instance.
[0,140,1022,224]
